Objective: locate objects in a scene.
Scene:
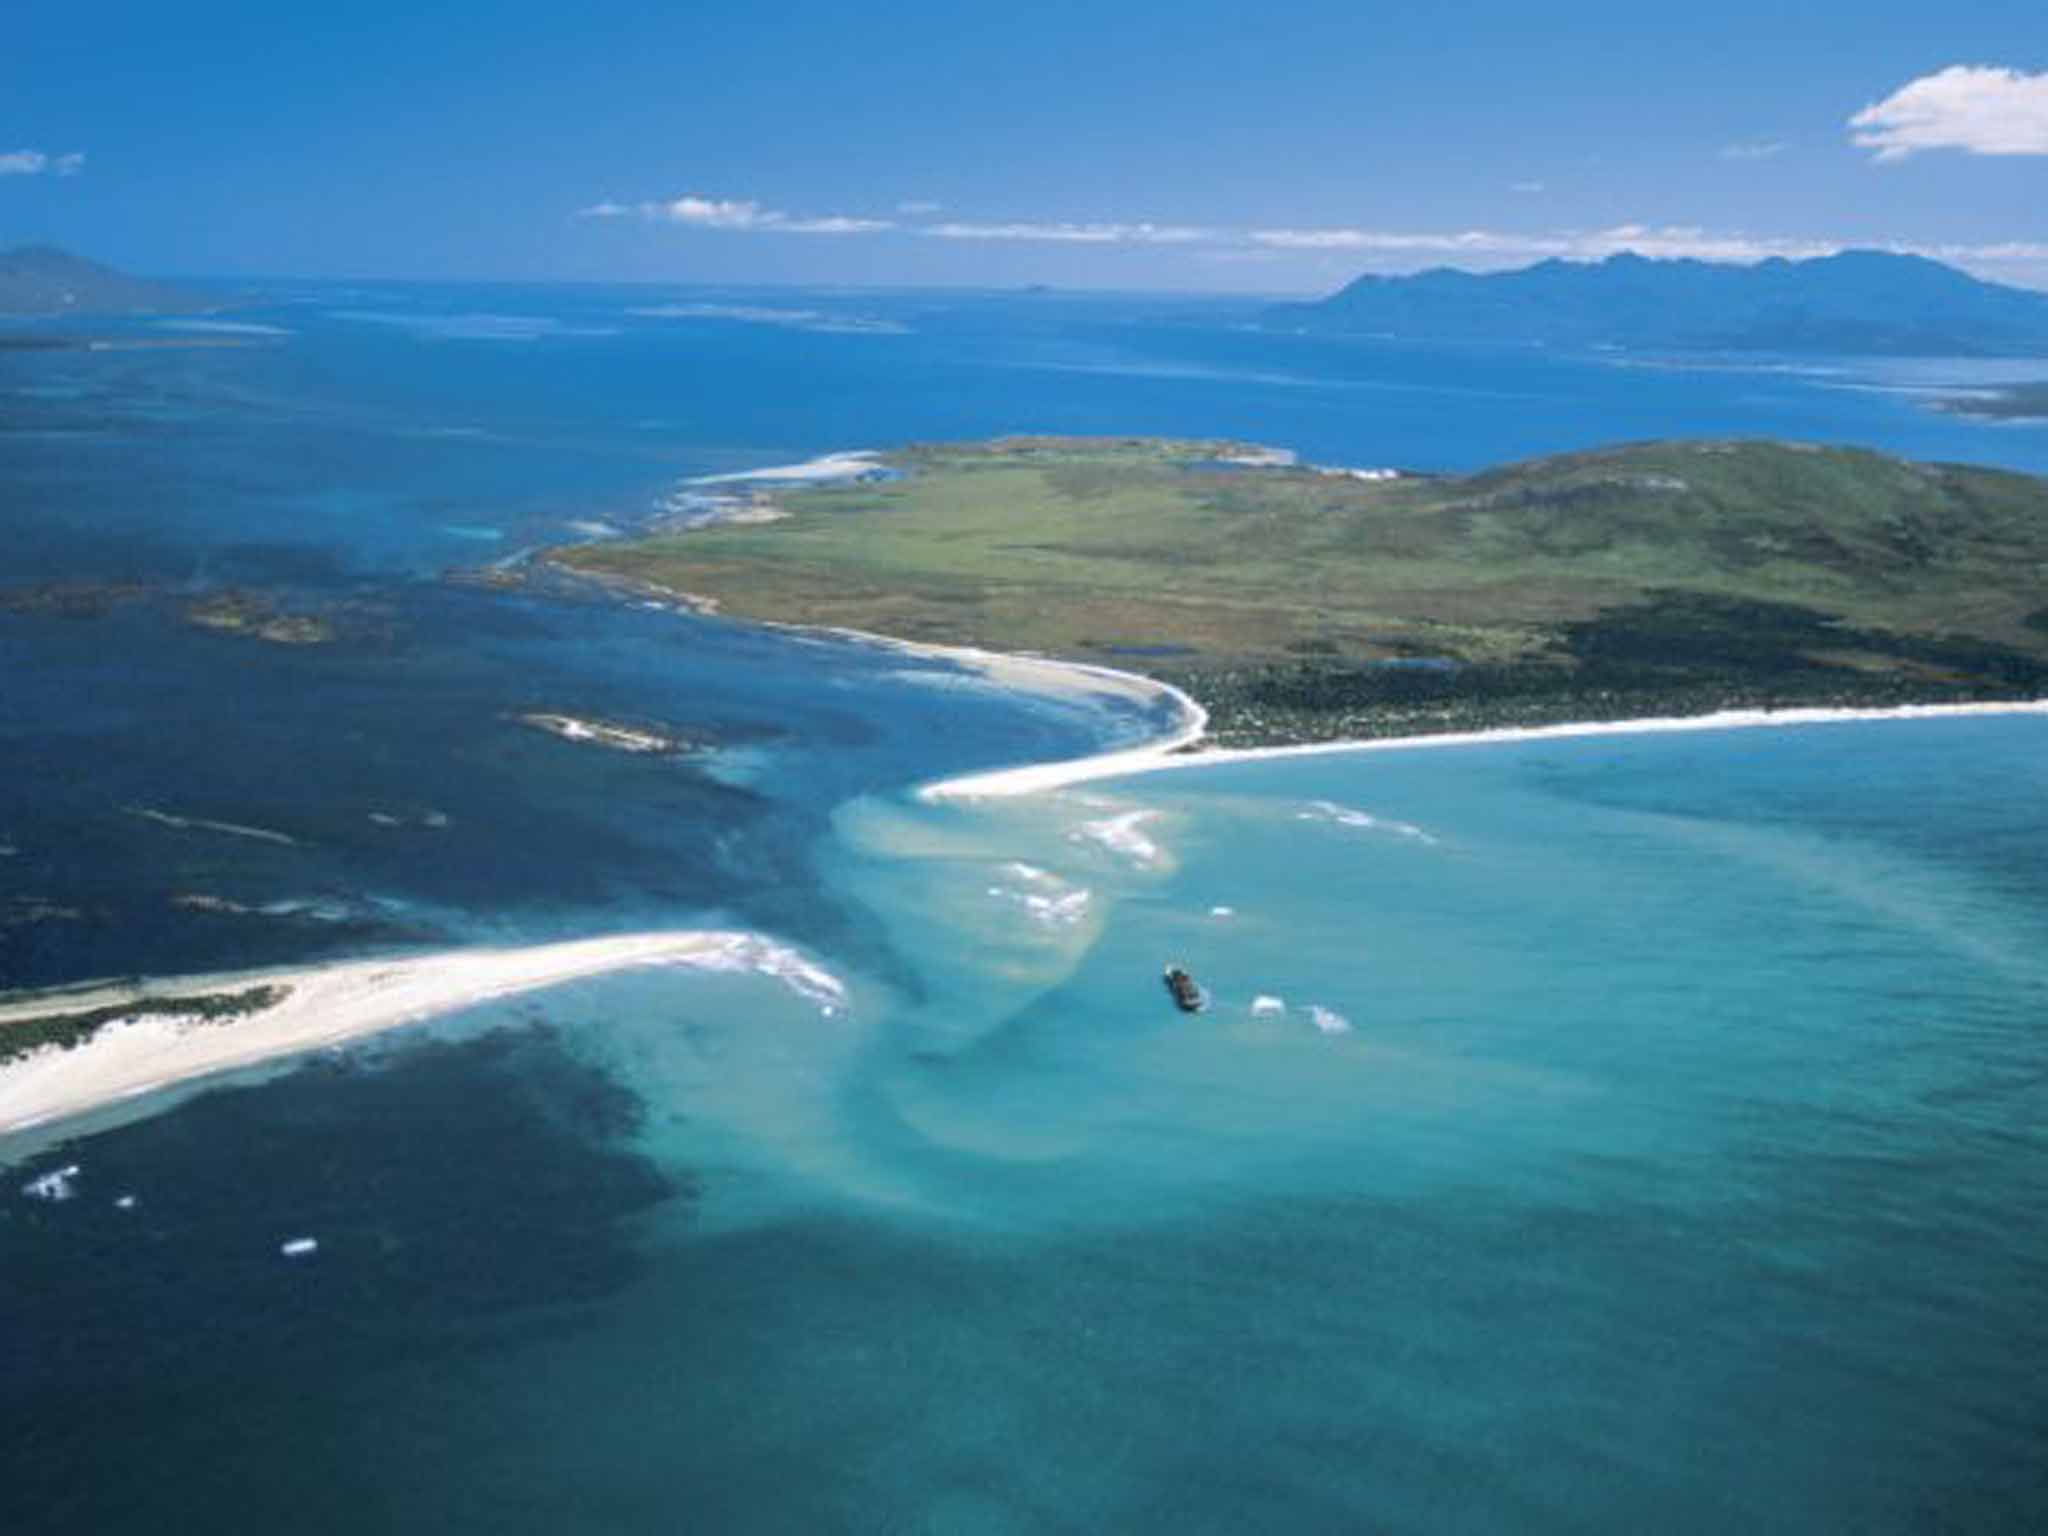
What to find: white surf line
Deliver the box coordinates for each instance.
[125,805,300,846]
[0,929,831,1139]
[922,685,2048,801]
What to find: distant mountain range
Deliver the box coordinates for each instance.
[0,244,211,317]
[1265,250,2048,356]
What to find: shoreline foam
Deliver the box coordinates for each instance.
[0,929,838,1142]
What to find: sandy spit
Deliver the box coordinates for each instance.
[0,930,777,1139]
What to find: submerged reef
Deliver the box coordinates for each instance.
[183,591,336,645]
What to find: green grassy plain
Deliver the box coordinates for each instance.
[549,436,2048,743]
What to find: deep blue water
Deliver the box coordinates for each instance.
[4,285,2048,1532]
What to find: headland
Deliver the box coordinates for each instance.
[543,434,2048,749]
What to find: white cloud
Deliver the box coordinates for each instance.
[1719,140,1785,161]
[1916,239,2048,265]
[777,215,894,235]
[1248,223,1842,263]
[572,190,2048,288]
[896,199,942,214]
[922,220,1211,244]
[656,195,778,229]
[1850,65,2048,160]
[1511,180,1546,194]
[1251,227,1533,254]
[1,149,84,176]
[577,194,892,234]
[1572,224,1841,262]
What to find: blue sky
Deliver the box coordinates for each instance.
[7,0,2047,291]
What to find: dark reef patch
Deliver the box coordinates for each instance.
[1,1023,681,1532]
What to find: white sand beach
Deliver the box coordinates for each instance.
[687,451,887,486]
[0,929,836,1140]
[859,631,1209,730]
[923,692,2048,800]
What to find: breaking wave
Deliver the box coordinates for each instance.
[1307,1005,1352,1036]
[667,933,849,1014]
[1071,808,1164,867]
[1297,800,1438,844]
[984,862,1094,927]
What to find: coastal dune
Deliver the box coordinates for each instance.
[0,930,826,1140]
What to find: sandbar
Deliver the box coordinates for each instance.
[0,929,820,1141]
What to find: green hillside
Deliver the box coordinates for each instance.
[549,437,2048,744]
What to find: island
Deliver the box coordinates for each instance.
[544,436,2048,747]
[514,712,690,754]
[1263,250,2048,357]
[0,244,215,319]
[1934,383,2048,422]
[0,582,389,645]
[184,590,337,645]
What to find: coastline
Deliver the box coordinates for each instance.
[809,624,1212,738]
[922,684,2048,800]
[10,590,2045,1145]
[0,929,837,1146]
[552,534,2048,799]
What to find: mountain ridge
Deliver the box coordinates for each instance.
[1265,250,2048,356]
[0,244,213,317]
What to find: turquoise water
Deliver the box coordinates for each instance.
[400,718,2048,1532]
[6,287,2048,1530]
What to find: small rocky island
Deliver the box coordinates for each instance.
[184,591,337,645]
[0,581,388,647]
[514,713,692,754]
[1935,383,2048,422]
[541,435,2048,746]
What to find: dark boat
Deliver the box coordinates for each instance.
[1162,965,1205,1013]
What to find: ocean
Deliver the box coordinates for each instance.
[4,284,2048,1532]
